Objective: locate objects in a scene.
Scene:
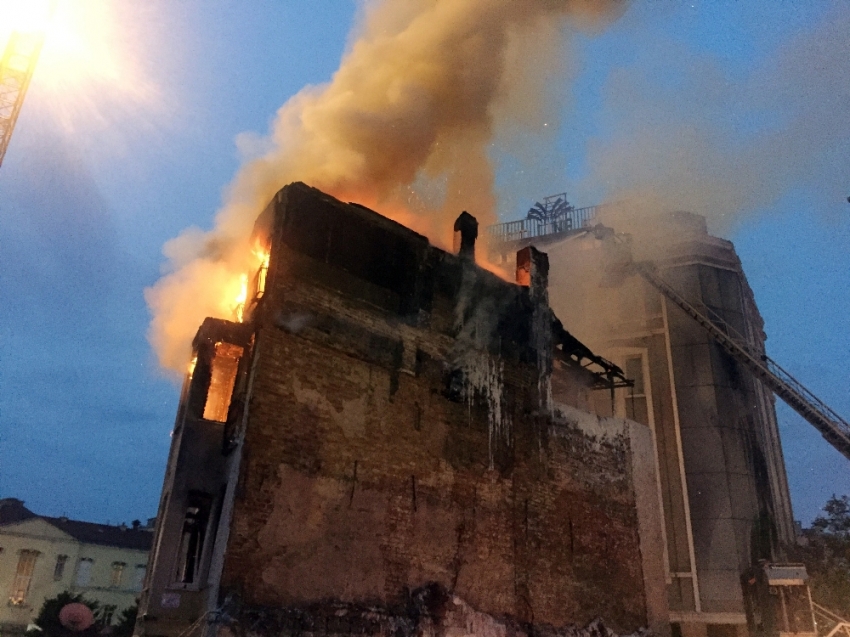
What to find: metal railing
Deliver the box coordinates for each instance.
[486,204,602,245]
[813,603,850,637]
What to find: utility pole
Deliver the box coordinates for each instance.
[0,28,46,168]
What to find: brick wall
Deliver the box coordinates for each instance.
[222,325,646,630]
[215,184,652,634]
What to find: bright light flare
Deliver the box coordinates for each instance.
[36,0,121,90]
[0,0,157,131]
[0,0,52,36]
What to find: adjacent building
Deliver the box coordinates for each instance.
[0,498,153,635]
[491,209,796,637]
[138,183,669,637]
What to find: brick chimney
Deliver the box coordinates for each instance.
[453,211,478,260]
[516,246,549,301]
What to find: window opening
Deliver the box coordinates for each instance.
[175,491,212,585]
[75,557,93,586]
[202,342,243,422]
[254,246,270,298]
[101,605,116,626]
[625,356,649,426]
[53,554,68,580]
[132,564,146,591]
[110,562,126,587]
[9,550,38,605]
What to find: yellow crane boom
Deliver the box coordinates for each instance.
[0,29,45,168]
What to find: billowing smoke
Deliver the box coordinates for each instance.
[146,0,623,374]
[583,3,850,236]
[544,4,850,351]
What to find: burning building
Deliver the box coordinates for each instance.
[137,183,670,637]
[487,205,800,637]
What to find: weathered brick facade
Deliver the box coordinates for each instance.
[138,184,667,637]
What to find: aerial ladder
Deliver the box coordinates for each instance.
[587,223,850,462]
[0,27,47,168]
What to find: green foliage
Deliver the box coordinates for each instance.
[111,605,138,637]
[30,593,137,637]
[792,495,850,618]
[31,592,101,637]
[812,495,850,541]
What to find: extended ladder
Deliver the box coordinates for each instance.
[635,262,850,461]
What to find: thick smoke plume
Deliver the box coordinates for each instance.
[146,0,623,374]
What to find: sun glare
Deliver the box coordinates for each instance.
[0,0,155,130]
[0,0,52,37]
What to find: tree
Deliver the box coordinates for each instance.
[812,495,850,541]
[111,605,137,637]
[793,495,850,617]
[30,592,101,637]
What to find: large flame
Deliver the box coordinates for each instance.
[146,0,623,374]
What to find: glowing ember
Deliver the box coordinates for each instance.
[187,356,197,377]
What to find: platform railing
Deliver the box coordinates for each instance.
[485,204,602,244]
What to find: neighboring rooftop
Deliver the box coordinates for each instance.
[0,498,153,551]
[0,498,37,526]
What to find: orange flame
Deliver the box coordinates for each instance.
[230,243,271,323]
[233,274,248,323]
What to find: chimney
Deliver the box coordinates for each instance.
[453,211,478,260]
[516,246,549,300]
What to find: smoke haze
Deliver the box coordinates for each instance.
[146,0,623,373]
[584,3,850,235]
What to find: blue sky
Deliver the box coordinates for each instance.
[1,1,847,525]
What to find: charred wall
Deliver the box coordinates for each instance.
[138,183,668,637]
[218,184,655,633]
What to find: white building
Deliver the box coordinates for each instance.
[0,499,152,636]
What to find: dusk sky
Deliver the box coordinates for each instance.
[0,0,848,526]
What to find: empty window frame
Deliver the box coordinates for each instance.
[75,557,94,586]
[255,248,270,299]
[54,554,68,580]
[9,550,39,605]
[110,562,126,588]
[175,492,212,585]
[202,342,243,422]
[101,605,116,627]
[132,564,146,591]
[625,355,649,426]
